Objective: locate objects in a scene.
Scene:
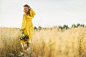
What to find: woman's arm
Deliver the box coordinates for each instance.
[20,14,27,30]
[30,8,36,18]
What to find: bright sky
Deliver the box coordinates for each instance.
[0,0,86,28]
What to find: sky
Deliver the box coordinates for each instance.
[0,0,86,28]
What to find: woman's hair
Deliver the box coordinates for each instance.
[23,4,31,16]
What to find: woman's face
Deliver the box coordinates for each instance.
[24,7,29,13]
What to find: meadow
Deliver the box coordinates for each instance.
[0,26,86,57]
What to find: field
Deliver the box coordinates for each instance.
[0,26,86,57]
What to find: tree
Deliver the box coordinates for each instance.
[38,26,42,30]
[72,24,77,28]
[34,26,37,30]
[59,26,63,30]
[77,23,80,27]
[80,24,84,27]
[63,25,69,29]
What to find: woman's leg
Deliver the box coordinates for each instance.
[23,43,29,56]
[23,43,28,50]
[27,42,29,47]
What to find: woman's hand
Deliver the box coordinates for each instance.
[21,30,24,34]
[28,6,31,9]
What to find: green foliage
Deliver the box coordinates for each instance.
[72,24,77,28]
[77,23,80,27]
[34,23,85,30]
[58,25,69,30]
[71,23,84,28]
[20,33,29,41]
[80,24,84,27]
[34,26,37,30]
[63,25,69,29]
[58,26,63,30]
[38,26,42,30]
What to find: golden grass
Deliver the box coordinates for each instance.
[31,27,86,57]
[0,27,22,57]
[0,26,86,57]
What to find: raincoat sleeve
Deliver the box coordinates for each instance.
[30,8,36,18]
[20,14,27,30]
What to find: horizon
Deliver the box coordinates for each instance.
[0,23,85,28]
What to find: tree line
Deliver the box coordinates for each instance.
[34,23,85,30]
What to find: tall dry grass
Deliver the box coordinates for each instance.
[0,26,86,57]
[31,26,86,57]
[0,27,22,57]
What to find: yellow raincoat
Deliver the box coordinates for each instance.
[21,8,36,44]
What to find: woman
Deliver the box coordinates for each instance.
[20,4,36,54]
